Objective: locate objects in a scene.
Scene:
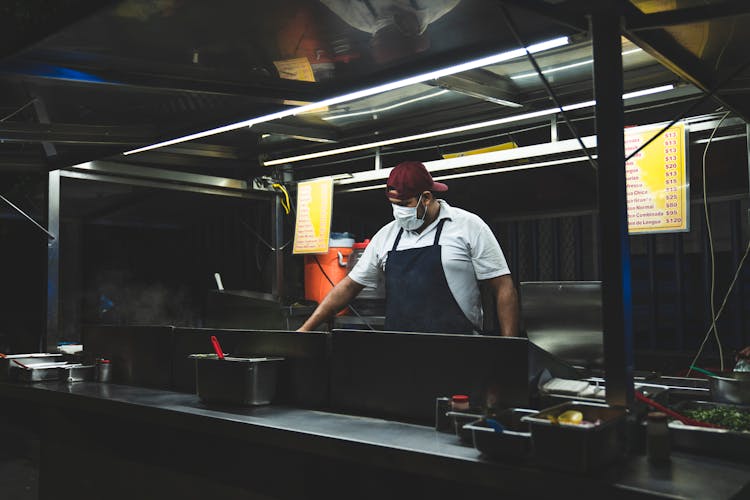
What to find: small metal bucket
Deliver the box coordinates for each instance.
[709,373,750,405]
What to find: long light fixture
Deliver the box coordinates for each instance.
[123,37,570,156]
[262,84,675,166]
[511,48,643,80]
[337,155,596,194]
[323,89,450,121]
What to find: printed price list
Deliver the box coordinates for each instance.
[625,123,687,234]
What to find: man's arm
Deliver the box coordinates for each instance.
[483,275,519,337]
[297,276,365,332]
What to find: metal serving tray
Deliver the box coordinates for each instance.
[669,400,750,463]
[522,401,626,473]
[446,411,483,444]
[15,363,68,382]
[464,408,538,460]
[59,364,95,382]
[1,353,64,381]
[190,354,284,406]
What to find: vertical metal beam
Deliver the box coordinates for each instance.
[746,123,750,195]
[374,147,382,170]
[730,201,742,348]
[592,3,634,407]
[271,196,284,299]
[674,233,685,350]
[550,114,559,143]
[46,170,60,352]
[647,236,657,349]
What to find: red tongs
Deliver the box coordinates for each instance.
[635,391,722,429]
[210,335,225,360]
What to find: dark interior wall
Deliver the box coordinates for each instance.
[0,219,46,353]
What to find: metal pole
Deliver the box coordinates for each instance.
[374,147,382,170]
[591,1,634,407]
[46,170,61,352]
[271,195,284,299]
[551,114,559,143]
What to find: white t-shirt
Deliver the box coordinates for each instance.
[348,200,510,331]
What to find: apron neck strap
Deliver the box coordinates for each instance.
[391,218,448,251]
[433,218,447,245]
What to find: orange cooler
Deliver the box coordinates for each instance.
[304,247,353,315]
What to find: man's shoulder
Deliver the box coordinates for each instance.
[441,202,487,227]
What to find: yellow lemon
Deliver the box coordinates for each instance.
[557,410,584,425]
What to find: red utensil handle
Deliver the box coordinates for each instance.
[210,336,225,359]
[635,391,721,428]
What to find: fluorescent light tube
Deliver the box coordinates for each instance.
[123,37,570,155]
[511,48,643,80]
[263,84,674,166]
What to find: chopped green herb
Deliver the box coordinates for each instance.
[683,407,750,432]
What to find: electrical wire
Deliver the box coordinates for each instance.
[687,236,750,376]
[272,183,291,215]
[499,4,598,171]
[284,186,376,331]
[687,110,733,375]
[0,193,55,239]
[625,52,750,163]
[0,98,38,122]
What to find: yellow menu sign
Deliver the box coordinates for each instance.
[625,122,689,234]
[293,177,333,254]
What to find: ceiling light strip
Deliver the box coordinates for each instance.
[336,155,594,193]
[511,48,643,80]
[123,37,569,156]
[263,84,674,166]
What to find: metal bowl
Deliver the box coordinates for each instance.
[709,374,750,405]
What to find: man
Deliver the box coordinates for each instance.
[298,161,519,336]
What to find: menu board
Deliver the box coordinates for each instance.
[293,177,333,254]
[625,122,689,234]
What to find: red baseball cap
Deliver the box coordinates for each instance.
[386,161,448,200]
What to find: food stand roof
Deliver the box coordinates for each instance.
[1,0,747,187]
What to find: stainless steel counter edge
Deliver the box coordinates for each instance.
[1,381,749,499]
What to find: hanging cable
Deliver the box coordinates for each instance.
[0,98,38,122]
[283,187,375,331]
[499,5,598,171]
[688,237,750,376]
[272,183,291,215]
[686,110,731,375]
[625,54,750,163]
[0,194,55,239]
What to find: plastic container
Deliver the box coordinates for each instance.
[190,354,284,406]
[451,394,470,411]
[522,401,626,473]
[304,247,353,315]
[329,232,355,248]
[96,358,112,383]
[346,239,385,300]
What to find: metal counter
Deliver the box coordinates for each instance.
[1,381,749,499]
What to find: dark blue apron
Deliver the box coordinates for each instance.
[384,219,476,334]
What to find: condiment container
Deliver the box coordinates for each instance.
[646,411,670,463]
[522,401,626,473]
[190,354,284,406]
[96,358,112,383]
[451,394,470,411]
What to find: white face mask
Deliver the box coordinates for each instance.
[392,194,426,231]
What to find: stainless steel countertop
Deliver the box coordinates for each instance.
[1,381,749,499]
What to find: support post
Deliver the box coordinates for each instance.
[46,170,60,352]
[374,147,382,170]
[591,2,634,407]
[271,195,284,299]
